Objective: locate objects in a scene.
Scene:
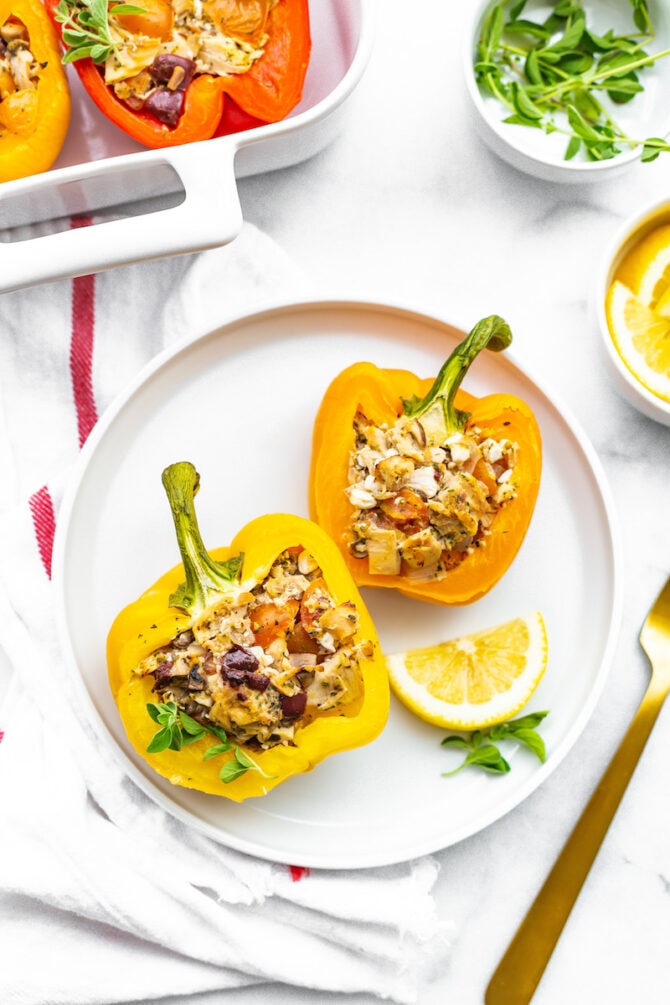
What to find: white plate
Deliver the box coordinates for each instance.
[53,299,622,869]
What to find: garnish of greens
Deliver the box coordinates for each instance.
[143,463,273,786]
[475,0,670,162]
[55,0,146,64]
[145,702,275,785]
[441,711,549,777]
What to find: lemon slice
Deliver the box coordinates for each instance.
[385,611,548,730]
[605,280,670,403]
[615,224,670,309]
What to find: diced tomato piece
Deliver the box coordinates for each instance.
[250,600,299,647]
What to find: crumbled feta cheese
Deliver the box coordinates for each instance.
[449,442,471,464]
[407,465,440,498]
[345,485,378,509]
[481,438,504,463]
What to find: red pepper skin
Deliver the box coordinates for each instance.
[221,0,311,122]
[46,0,310,148]
[75,61,226,148]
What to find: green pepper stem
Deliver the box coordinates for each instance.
[402,314,512,434]
[161,462,242,616]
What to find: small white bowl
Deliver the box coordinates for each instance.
[464,0,670,184]
[595,198,670,426]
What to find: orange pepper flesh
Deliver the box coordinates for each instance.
[0,0,70,181]
[309,319,543,606]
[107,474,389,802]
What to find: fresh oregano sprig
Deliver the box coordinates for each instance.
[146,701,275,785]
[475,0,670,162]
[55,0,146,64]
[441,710,549,777]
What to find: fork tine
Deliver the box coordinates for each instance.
[640,575,670,643]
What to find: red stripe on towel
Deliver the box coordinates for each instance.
[29,486,57,580]
[288,866,310,881]
[70,217,98,447]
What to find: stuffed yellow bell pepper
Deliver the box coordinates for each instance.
[107,462,389,801]
[0,0,70,181]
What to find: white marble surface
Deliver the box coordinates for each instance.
[2,2,669,1003]
[226,2,670,1003]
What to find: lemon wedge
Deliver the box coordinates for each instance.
[615,224,670,308]
[605,279,670,403]
[385,611,548,730]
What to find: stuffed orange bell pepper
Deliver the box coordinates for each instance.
[309,315,542,606]
[48,0,310,148]
[0,0,70,181]
[107,462,388,801]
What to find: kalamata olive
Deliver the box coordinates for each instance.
[223,668,246,686]
[280,692,307,719]
[143,87,184,127]
[149,54,196,90]
[222,647,260,675]
[153,662,174,689]
[247,673,270,692]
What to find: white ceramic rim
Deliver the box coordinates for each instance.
[595,196,670,424]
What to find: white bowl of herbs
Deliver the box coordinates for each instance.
[464,0,670,182]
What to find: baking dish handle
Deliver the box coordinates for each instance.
[0,139,243,293]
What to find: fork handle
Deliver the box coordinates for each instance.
[485,674,669,1005]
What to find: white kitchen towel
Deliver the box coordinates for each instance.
[0,223,450,1005]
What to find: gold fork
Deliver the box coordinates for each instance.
[485,576,670,1005]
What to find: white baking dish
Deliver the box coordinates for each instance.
[0,0,374,292]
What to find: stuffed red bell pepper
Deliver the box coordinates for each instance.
[47,0,310,147]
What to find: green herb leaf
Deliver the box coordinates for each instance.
[505,19,550,42]
[219,760,250,783]
[479,3,505,62]
[233,748,257,769]
[642,138,666,161]
[203,742,233,760]
[440,735,471,750]
[168,723,183,750]
[179,712,206,736]
[55,0,145,64]
[147,726,172,754]
[511,728,546,762]
[441,711,549,777]
[143,702,268,786]
[511,82,544,120]
[146,702,163,724]
[442,744,510,777]
[495,710,549,732]
[204,722,230,744]
[564,134,581,159]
